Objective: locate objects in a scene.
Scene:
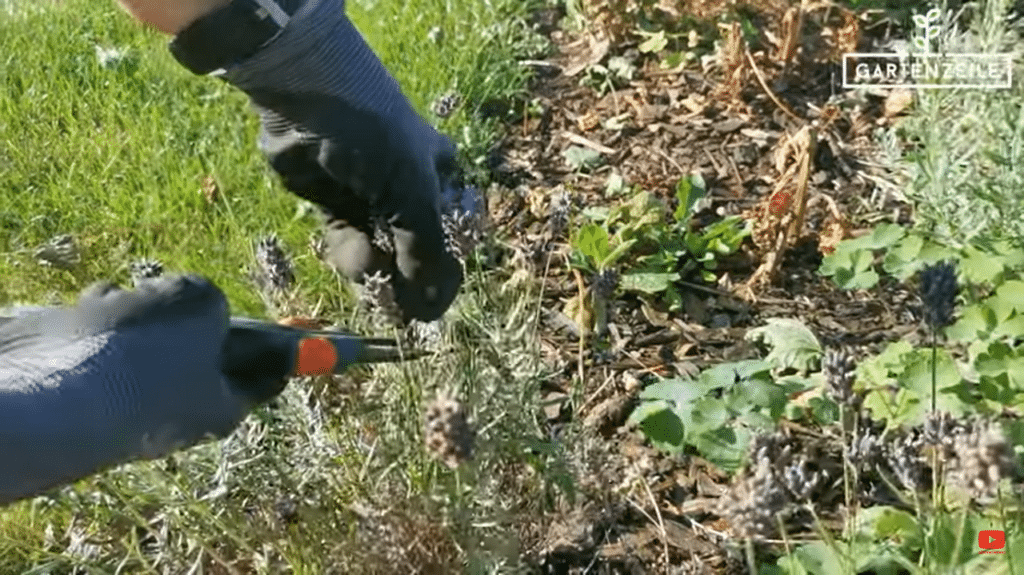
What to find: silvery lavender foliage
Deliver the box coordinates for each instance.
[919,260,957,328]
[34,234,80,270]
[431,91,461,118]
[129,258,164,287]
[822,346,858,408]
[946,419,1014,502]
[254,234,295,292]
[424,394,474,468]
[360,270,403,326]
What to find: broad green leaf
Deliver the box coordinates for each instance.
[976,342,1024,389]
[638,378,705,405]
[605,172,627,196]
[790,542,848,575]
[882,233,924,278]
[736,379,789,419]
[574,222,610,264]
[686,396,729,436]
[961,244,1006,284]
[810,396,839,425]
[664,285,684,312]
[684,230,707,254]
[867,223,907,249]
[992,312,1024,339]
[638,30,668,53]
[995,280,1024,314]
[580,206,610,221]
[607,56,635,80]
[601,237,637,268]
[627,399,672,427]
[734,410,775,430]
[745,318,822,373]
[626,190,666,228]
[620,271,679,294]
[700,360,773,389]
[674,173,707,223]
[637,408,685,454]
[917,240,959,265]
[850,506,923,553]
[901,348,962,396]
[562,145,602,170]
[929,512,982,566]
[693,426,750,473]
[946,304,996,342]
[859,340,914,380]
[863,387,918,425]
[775,554,812,575]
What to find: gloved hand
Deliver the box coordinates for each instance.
[169,0,463,322]
[0,275,285,505]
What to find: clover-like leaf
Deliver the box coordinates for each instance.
[745,318,822,374]
[562,145,603,171]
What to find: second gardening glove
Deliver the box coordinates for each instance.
[169,0,463,322]
[0,275,286,505]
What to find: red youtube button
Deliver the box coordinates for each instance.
[979,530,1006,552]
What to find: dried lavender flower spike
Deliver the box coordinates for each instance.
[946,419,1014,502]
[424,394,474,468]
[919,260,957,328]
[548,191,571,237]
[254,234,295,292]
[885,429,927,492]
[360,270,403,326]
[370,215,395,254]
[591,268,619,301]
[442,209,484,261]
[822,347,858,408]
[129,258,164,287]
[431,91,461,119]
[34,234,80,270]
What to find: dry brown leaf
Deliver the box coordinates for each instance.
[563,37,610,77]
[741,125,816,294]
[714,22,746,105]
[679,94,707,114]
[884,88,914,118]
[774,5,804,65]
[199,175,219,204]
[818,217,850,255]
[576,109,602,132]
[834,8,861,58]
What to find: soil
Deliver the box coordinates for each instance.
[472,2,932,572]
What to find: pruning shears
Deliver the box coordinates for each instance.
[222,317,427,380]
[0,307,425,381]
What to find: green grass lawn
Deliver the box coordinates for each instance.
[0,1,557,573]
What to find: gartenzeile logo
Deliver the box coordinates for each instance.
[842,7,1012,89]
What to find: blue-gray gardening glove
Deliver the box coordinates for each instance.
[0,275,285,505]
[169,0,463,322]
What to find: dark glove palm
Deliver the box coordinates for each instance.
[219,0,463,322]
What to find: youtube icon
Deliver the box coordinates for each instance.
[979,530,1006,553]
